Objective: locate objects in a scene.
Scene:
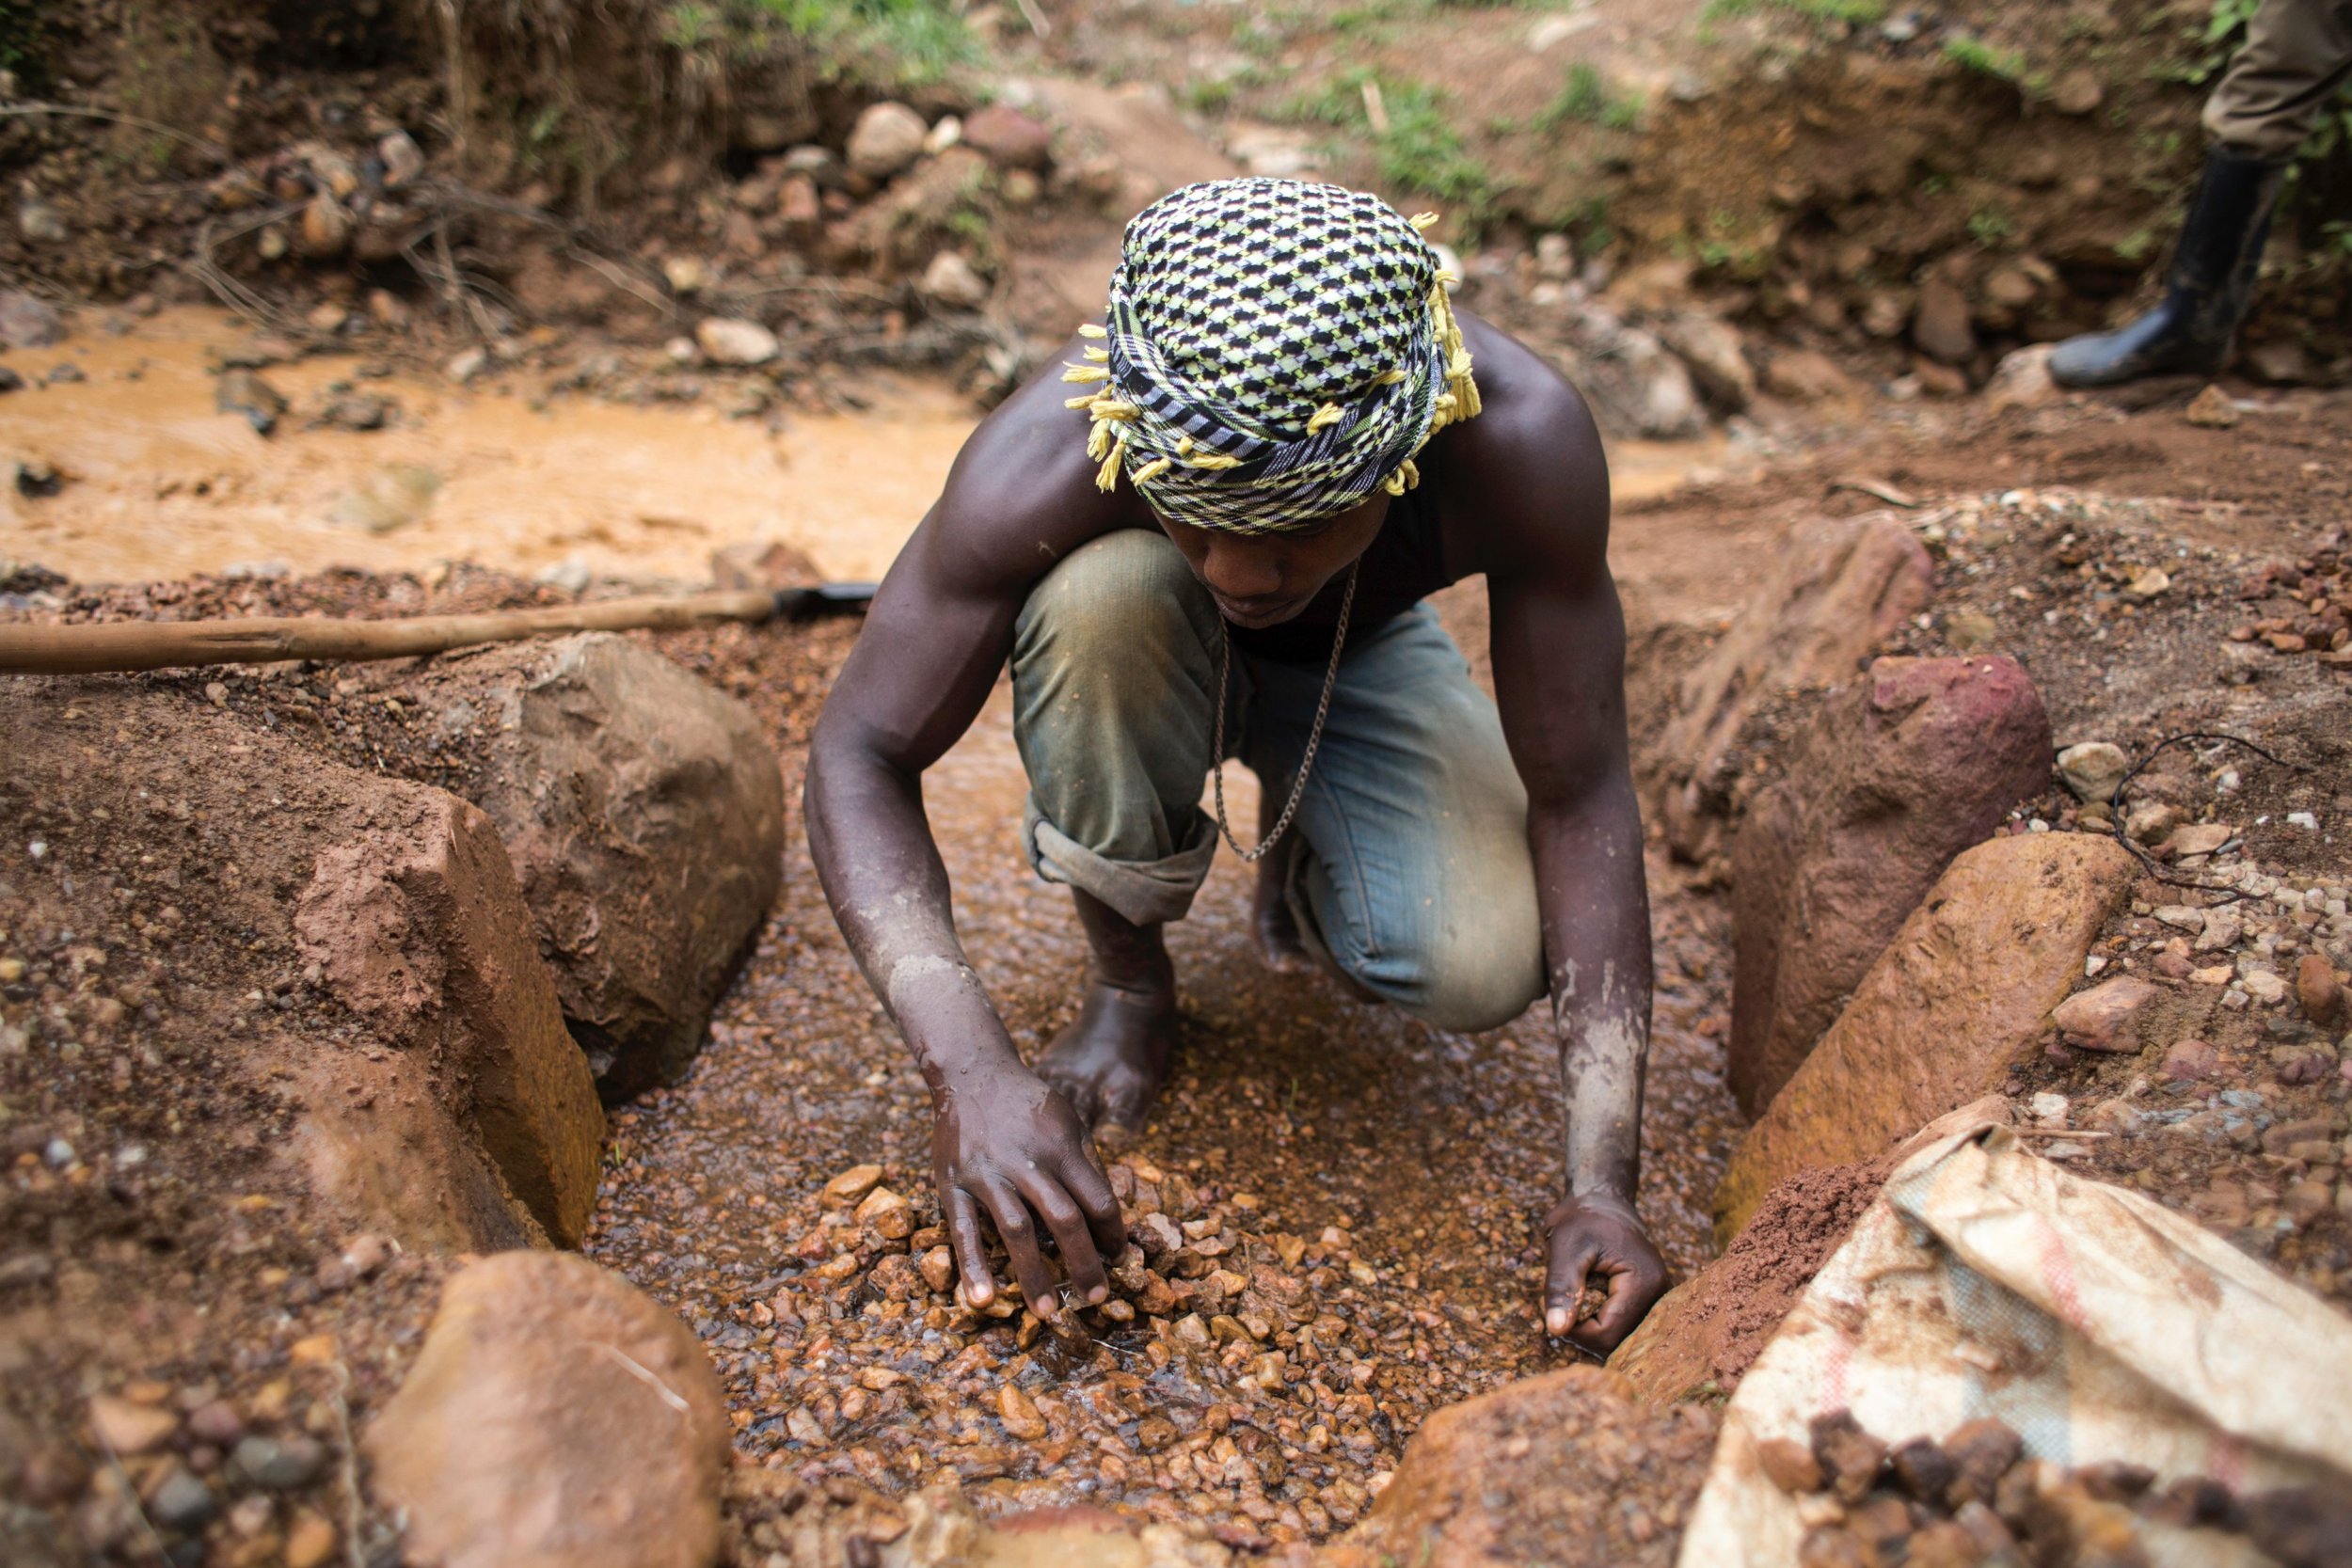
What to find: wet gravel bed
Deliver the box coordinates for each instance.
[584,674,1740,1548]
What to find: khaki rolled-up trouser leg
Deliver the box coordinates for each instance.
[1009,529,1547,1034]
[2204,0,2352,161]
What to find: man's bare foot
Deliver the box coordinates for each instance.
[1036,979,1180,1137]
[1252,853,1313,974]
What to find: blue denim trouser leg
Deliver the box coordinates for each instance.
[1011,530,1546,1034]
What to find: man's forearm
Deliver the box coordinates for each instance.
[803,737,1021,1086]
[1530,783,1653,1201]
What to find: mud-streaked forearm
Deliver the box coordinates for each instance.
[803,738,1021,1089]
[1530,780,1653,1202]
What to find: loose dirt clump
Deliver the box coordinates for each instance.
[1333,1366,1720,1568]
[1613,1157,1893,1407]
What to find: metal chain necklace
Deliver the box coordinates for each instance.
[1210,562,1359,863]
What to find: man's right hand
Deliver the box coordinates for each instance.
[931,1064,1128,1319]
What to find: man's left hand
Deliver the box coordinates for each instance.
[1541,1192,1669,1354]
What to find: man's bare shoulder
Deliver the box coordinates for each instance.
[1440,313,1611,578]
[919,339,1143,594]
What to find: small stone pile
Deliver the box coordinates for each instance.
[2229,547,2352,664]
[695,1149,1520,1544]
[1763,1410,2349,1568]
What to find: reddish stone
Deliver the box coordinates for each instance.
[961,103,1054,170]
[2049,975,2159,1053]
[1728,657,2053,1116]
[2297,954,2344,1026]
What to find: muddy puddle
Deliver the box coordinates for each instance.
[0,307,1719,591]
[0,308,976,587]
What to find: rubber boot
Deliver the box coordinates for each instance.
[2048,150,2284,388]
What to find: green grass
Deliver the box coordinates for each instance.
[1942,34,2029,84]
[1701,0,1884,28]
[1293,70,1496,226]
[1966,206,2015,246]
[1531,61,1644,133]
[725,0,978,86]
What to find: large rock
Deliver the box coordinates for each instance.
[367,1252,731,1568]
[1659,312,1756,412]
[0,677,603,1256]
[961,103,1053,169]
[1713,831,2136,1242]
[1324,1367,1718,1567]
[1913,276,1977,365]
[384,635,786,1101]
[846,101,930,180]
[1728,657,2051,1115]
[1983,343,2061,412]
[694,316,779,367]
[294,791,606,1246]
[0,290,66,349]
[1652,515,1936,864]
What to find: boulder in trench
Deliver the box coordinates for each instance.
[1713,831,2136,1242]
[1651,515,1936,865]
[0,677,604,1255]
[366,1251,731,1568]
[294,790,606,1246]
[1325,1366,1719,1567]
[383,634,786,1101]
[1728,656,2051,1116]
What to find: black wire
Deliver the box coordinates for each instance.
[2102,731,2304,907]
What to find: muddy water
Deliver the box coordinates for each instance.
[0,308,976,586]
[0,307,1715,590]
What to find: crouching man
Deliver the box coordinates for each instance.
[804,179,1668,1354]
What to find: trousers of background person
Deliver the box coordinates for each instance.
[2050,0,2352,388]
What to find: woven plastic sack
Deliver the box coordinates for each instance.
[1678,1103,2352,1567]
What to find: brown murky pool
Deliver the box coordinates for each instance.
[0,308,976,587]
[0,307,1719,591]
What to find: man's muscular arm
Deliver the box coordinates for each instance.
[803,371,1128,1319]
[1454,322,1666,1354]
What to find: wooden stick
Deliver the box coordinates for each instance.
[0,588,866,676]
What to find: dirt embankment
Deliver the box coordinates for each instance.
[1036,0,2346,398]
[8,0,2342,470]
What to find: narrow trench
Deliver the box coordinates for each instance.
[586,666,1740,1541]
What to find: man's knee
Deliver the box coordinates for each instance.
[1316,867,1547,1034]
[1011,529,1222,879]
[1015,530,1209,680]
[1397,909,1547,1033]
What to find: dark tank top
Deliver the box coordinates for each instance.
[1226,443,1456,665]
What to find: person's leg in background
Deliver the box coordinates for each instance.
[2051,0,2352,388]
[1244,605,1548,1037]
[1009,528,1233,1132]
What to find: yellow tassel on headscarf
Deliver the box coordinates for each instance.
[1424,269,1482,430]
[1095,433,1127,493]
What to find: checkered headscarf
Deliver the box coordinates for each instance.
[1063,179,1482,536]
